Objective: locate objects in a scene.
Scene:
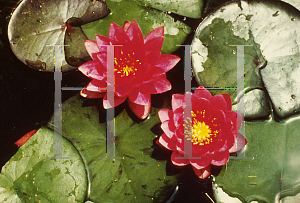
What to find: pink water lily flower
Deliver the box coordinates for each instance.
[78,20,180,119]
[158,87,247,179]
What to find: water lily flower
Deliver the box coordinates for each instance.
[158,87,247,179]
[78,19,180,119]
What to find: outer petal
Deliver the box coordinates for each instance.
[192,165,211,179]
[86,80,107,92]
[144,26,164,60]
[148,76,172,94]
[190,156,212,170]
[155,54,181,73]
[194,87,212,100]
[125,20,144,51]
[158,109,171,123]
[161,121,175,138]
[172,94,185,112]
[159,133,177,151]
[80,89,105,98]
[171,151,189,166]
[144,26,164,45]
[122,21,131,32]
[128,89,151,105]
[222,93,232,111]
[109,22,130,44]
[128,99,151,119]
[84,40,99,60]
[95,35,111,52]
[211,151,229,166]
[229,133,247,153]
[115,85,135,97]
[211,95,228,113]
[78,60,105,80]
[103,94,127,109]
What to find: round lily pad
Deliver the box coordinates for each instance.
[8,0,109,72]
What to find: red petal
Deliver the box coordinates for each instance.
[80,89,105,98]
[86,80,107,92]
[211,151,229,166]
[95,35,111,52]
[144,26,164,45]
[125,20,144,49]
[103,94,127,108]
[15,129,37,147]
[109,22,130,44]
[148,76,172,94]
[128,89,151,105]
[158,109,171,123]
[192,165,211,179]
[159,133,177,151]
[222,93,232,111]
[155,54,180,72]
[122,21,131,31]
[229,133,247,153]
[190,155,212,170]
[194,87,212,100]
[128,99,151,119]
[171,151,189,166]
[211,95,228,112]
[78,60,105,80]
[84,40,99,60]
[115,85,135,97]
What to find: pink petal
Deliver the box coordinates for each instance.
[80,89,105,99]
[159,133,177,151]
[190,156,212,170]
[84,40,99,60]
[95,35,111,52]
[148,76,172,94]
[128,99,151,119]
[109,22,130,44]
[229,133,247,153]
[211,151,229,166]
[86,80,107,92]
[161,121,174,138]
[194,87,212,100]
[78,61,105,80]
[158,109,171,123]
[171,151,189,166]
[103,94,127,109]
[128,89,151,105]
[155,54,181,72]
[192,165,211,179]
[172,94,185,112]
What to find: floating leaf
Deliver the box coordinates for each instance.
[8,0,109,72]
[48,94,178,202]
[0,127,87,202]
[82,0,192,54]
[134,0,204,18]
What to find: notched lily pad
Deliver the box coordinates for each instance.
[8,0,109,72]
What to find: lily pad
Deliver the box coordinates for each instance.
[81,0,192,54]
[192,0,300,119]
[48,94,178,202]
[134,0,204,18]
[0,127,87,202]
[8,0,109,72]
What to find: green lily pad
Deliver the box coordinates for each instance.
[48,94,178,202]
[134,0,204,18]
[8,0,109,72]
[0,127,87,202]
[81,0,192,54]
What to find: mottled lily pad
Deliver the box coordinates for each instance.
[8,0,109,72]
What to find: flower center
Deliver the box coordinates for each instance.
[185,110,219,146]
[114,51,141,77]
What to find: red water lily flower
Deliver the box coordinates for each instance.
[78,20,180,119]
[158,87,247,179]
